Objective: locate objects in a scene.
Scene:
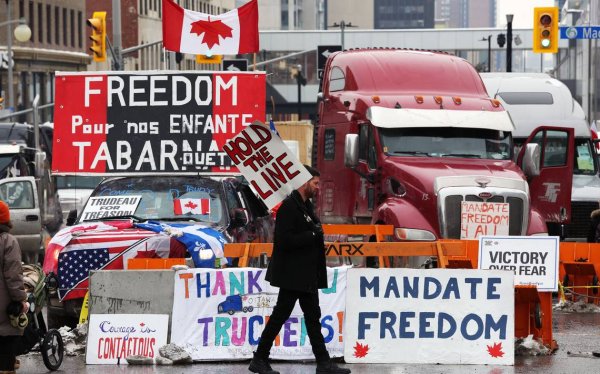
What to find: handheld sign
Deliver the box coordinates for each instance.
[223,121,311,210]
[80,195,142,222]
[53,71,266,174]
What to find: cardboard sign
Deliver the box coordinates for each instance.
[86,314,169,364]
[478,236,559,291]
[170,267,348,360]
[223,121,312,210]
[344,268,514,365]
[80,195,142,222]
[53,71,266,174]
[460,201,509,239]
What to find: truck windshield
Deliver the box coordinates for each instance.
[82,176,226,226]
[380,127,512,160]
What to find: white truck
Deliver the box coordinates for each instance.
[482,72,599,241]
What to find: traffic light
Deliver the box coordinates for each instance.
[533,7,559,54]
[87,11,107,62]
[497,33,506,48]
[196,55,223,64]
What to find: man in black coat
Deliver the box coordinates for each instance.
[249,166,350,374]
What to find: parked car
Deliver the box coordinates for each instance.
[43,174,274,328]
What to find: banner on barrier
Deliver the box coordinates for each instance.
[478,236,559,292]
[86,313,169,364]
[170,267,348,360]
[344,268,515,365]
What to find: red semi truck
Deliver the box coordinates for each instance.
[314,49,574,265]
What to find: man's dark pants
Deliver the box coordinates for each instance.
[256,288,330,362]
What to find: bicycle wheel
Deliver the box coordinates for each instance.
[41,329,64,371]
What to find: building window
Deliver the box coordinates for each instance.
[37,3,42,43]
[78,11,83,48]
[70,9,75,47]
[46,5,51,44]
[63,8,67,45]
[54,7,59,45]
[19,0,24,18]
[28,1,33,40]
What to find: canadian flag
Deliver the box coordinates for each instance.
[162,0,259,55]
[174,198,210,215]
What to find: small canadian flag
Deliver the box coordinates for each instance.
[173,198,210,215]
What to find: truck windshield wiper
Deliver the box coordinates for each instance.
[158,216,202,222]
[390,150,432,157]
[101,214,144,223]
[441,153,481,158]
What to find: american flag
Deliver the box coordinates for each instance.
[55,228,156,301]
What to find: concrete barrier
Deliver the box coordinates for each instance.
[88,270,176,339]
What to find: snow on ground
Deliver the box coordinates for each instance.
[553,299,600,313]
[515,335,551,356]
[58,322,88,356]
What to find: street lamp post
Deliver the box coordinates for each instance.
[480,35,492,72]
[329,20,357,50]
[506,14,513,72]
[3,1,31,111]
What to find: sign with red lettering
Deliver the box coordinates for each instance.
[223,121,311,210]
[86,314,169,364]
[460,202,509,239]
[53,71,266,174]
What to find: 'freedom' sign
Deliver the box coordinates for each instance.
[53,71,265,174]
[223,121,311,210]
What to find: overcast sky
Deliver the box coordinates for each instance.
[496,0,554,28]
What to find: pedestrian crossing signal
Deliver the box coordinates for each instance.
[533,7,559,54]
[195,55,223,64]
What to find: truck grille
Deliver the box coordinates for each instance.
[443,194,525,239]
[565,201,599,240]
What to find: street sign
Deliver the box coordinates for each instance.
[222,59,248,72]
[317,45,342,79]
[0,51,14,69]
[560,26,600,39]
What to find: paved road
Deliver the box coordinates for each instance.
[17,311,600,374]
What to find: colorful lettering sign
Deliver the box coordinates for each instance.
[170,267,348,360]
[53,71,266,174]
[344,268,514,365]
[478,236,559,291]
[223,121,312,210]
[86,314,169,364]
[460,201,509,239]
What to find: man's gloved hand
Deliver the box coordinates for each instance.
[313,223,325,238]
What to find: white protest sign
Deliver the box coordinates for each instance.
[80,195,142,222]
[478,236,559,291]
[223,121,312,210]
[461,201,509,239]
[86,314,169,364]
[344,268,514,365]
[170,267,348,360]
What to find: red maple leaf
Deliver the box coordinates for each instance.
[353,341,369,358]
[487,342,505,358]
[185,201,198,210]
[190,18,233,49]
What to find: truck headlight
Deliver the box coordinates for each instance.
[394,228,436,241]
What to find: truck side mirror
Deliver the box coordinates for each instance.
[66,209,78,226]
[230,208,248,228]
[521,143,541,177]
[34,151,46,178]
[344,134,359,168]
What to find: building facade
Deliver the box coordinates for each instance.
[0,0,89,121]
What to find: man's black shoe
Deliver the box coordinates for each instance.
[248,353,279,374]
[316,359,351,374]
